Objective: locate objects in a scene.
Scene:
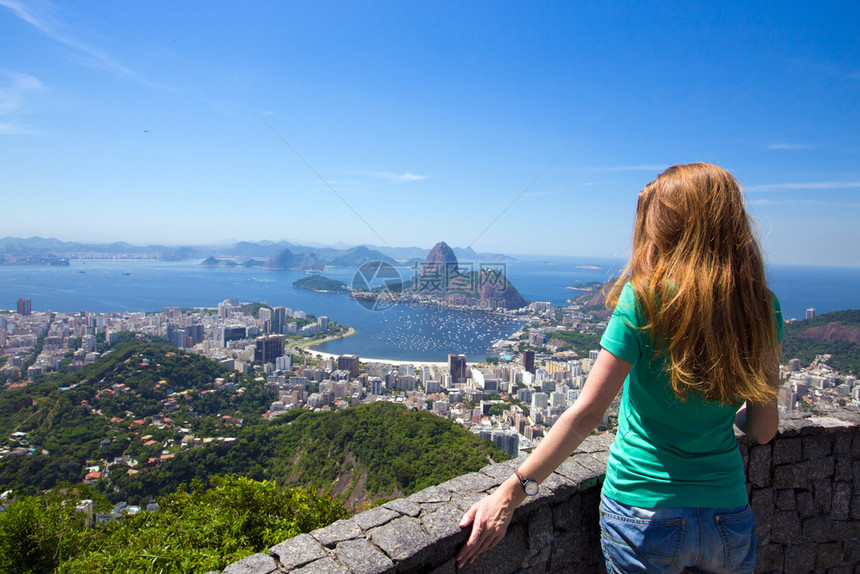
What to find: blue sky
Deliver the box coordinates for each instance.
[1,1,858,266]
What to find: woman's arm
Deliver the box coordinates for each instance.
[456,349,632,568]
[735,342,782,444]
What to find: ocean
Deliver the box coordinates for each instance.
[1,257,858,362]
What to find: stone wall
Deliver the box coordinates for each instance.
[217,414,860,574]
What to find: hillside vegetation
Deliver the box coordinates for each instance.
[0,339,509,506]
[782,309,860,374]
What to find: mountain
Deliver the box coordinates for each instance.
[263,249,324,271]
[422,241,459,275]
[412,242,529,310]
[318,245,397,267]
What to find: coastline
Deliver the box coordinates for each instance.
[300,328,451,367]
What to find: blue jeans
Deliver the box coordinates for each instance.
[599,493,756,574]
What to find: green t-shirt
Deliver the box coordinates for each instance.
[600,282,784,508]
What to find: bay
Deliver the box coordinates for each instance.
[1,257,858,362]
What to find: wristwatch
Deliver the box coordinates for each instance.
[514,470,539,496]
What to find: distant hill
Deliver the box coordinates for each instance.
[0,237,518,267]
[199,256,264,268]
[293,275,350,293]
[782,310,860,374]
[263,249,325,271]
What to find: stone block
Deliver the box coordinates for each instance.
[834,432,852,455]
[775,489,796,511]
[541,472,575,500]
[814,541,844,571]
[369,517,433,567]
[748,444,772,488]
[528,506,554,552]
[549,530,593,572]
[426,558,456,574]
[269,534,327,571]
[552,492,581,531]
[771,510,801,544]
[750,487,773,544]
[293,557,351,574]
[772,437,802,465]
[438,472,499,495]
[783,542,816,574]
[554,458,600,491]
[801,515,834,543]
[843,538,860,568]
[803,433,833,459]
[222,552,278,574]
[408,485,451,504]
[796,491,816,518]
[312,519,363,548]
[574,453,607,476]
[853,430,860,457]
[814,479,833,514]
[335,539,395,574]
[835,456,853,482]
[480,456,524,479]
[382,498,421,518]
[421,505,469,558]
[832,481,851,521]
[458,522,526,574]
[574,432,614,453]
[450,492,484,513]
[754,542,784,572]
[774,456,834,488]
[851,494,860,520]
[853,461,860,491]
[353,506,399,531]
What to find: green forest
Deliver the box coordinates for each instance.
[0,476,346,573]
[781,309,860,375]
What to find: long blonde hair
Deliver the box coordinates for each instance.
[607,163,779,405]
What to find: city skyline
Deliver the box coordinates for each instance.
[1,1,859,266]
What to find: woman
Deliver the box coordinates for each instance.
[457,163,783,573]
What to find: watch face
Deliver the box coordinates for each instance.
[524,481,539,496]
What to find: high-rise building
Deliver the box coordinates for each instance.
[273,307,287,334]
[255,335,285,364]
[186,324,204,346]
[448,354,467,383]
[806,308,816,320]
[222,325,247,346]
[17,298,32,316]
[492,429,520,457]
[318,316,328,332]
[338,354,361,379]
[523,350,535,374]
[259,308,273,333]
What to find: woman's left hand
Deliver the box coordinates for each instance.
[456,480,521,569]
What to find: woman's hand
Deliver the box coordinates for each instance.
[456,479,522,569]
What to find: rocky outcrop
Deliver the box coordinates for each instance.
[413,242,528,310]
[421,241,459,276]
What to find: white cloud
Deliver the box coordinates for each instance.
[746,181,860,192]
[0,0,132,77]
[0,71,43,115]
[367,171,426,183]
[767,143,813,150]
